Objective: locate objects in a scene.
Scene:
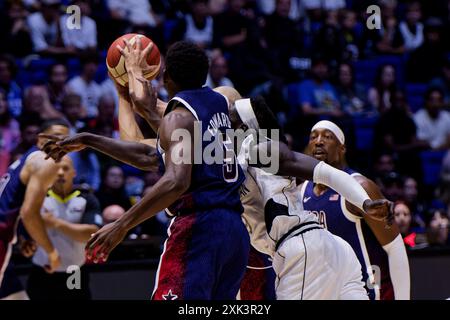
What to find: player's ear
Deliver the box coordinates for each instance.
[340,143,346,155]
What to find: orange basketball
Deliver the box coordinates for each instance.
[106,33,161,87]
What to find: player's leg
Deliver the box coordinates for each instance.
[152,210,249,300]
[274,228,347,300]
[332,235,369,300]
[210,211,250,300]
[238,246,276,300]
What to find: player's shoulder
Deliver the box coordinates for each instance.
[352,173,379,192]
[25,150,58,174]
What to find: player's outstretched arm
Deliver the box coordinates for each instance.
[85,109,194,263]
[345,177,410,300]
[256,141,391,220]
[20,156,61,272]
[40,132,158,171]
[39,132,158,171]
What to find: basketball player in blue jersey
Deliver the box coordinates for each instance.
[79,41,248,300]
[0,120,71,296]
[299,120,410,300]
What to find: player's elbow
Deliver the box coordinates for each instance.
[165,174,190,196]
[20,206,34,222]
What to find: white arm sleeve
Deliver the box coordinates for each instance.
[382,234,411,300]
[313,161,370,211]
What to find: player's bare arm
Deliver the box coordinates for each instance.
[119,37,167,132]
[40,132,158,171]
[345,176,399,245]
[19,153,61,272]
[85,108,195,262]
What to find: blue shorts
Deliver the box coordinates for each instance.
[152,209,250,300]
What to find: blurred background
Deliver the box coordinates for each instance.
[0,0,449,299]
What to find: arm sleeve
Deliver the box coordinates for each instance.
[313,161,370,211]
[382,234,411,300]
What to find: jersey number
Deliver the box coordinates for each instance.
[222,132,238,183]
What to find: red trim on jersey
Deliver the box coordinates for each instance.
[152,214,196,300]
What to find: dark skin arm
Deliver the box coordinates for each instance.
[40,132,158,171]
[85,108,195,262]
[345,175,398,246]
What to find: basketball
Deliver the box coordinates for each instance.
[106,33,161,87]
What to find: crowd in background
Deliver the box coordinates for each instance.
[0,0,450,257]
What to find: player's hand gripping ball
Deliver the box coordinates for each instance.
[106,33,161,87]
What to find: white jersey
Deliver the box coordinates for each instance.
[238,135,318,255]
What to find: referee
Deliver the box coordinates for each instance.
[26,156,102,300]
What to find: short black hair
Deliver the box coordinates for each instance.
[250,95,286,143]
[165,41,209,90]
[40,118,70,133]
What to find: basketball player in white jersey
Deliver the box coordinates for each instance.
[299,120,410,300]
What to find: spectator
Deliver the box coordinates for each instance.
[313,10,344,64]
[302,0,345,11]
[214,0,273,94]
[206,50,234,88]
[27,0,76,56]
[46,63,69,110]
[297,57,342,118]
[0,90,20,174]
[368,64,397,113]
[376,0,405,55]
[61,93,85,133]
[339,9,363,61]
[399,1,424,52]
[102,204,125,224]
[403,176,427,228]
[263,0,303,82]
[0,55,22,118]
[374,90,426,181]
[407,17,447,83]
[379,171,404,202]
[21,85,63,121]
[67,54,102,118]
[106,0,163,49]
[430,59,450,109]
[426,209,449,246]
[394,201,427,249]
[100,77,119,114]
[394,201,414,244]
[0,0,33,57]
[95,165,132,212]
[334,62,370,115]
[27,156,101,300]
[413,87,450,150]
[86,95,118,138]
[59,0,97,53]
[10,120,40,162]
[171,0,214,49]
[107,0,160,28]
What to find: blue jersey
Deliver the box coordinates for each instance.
[299,168,394,300]
[157,86,244,216]
[0,146,39,242]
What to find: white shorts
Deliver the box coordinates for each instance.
[272,228,368,300]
